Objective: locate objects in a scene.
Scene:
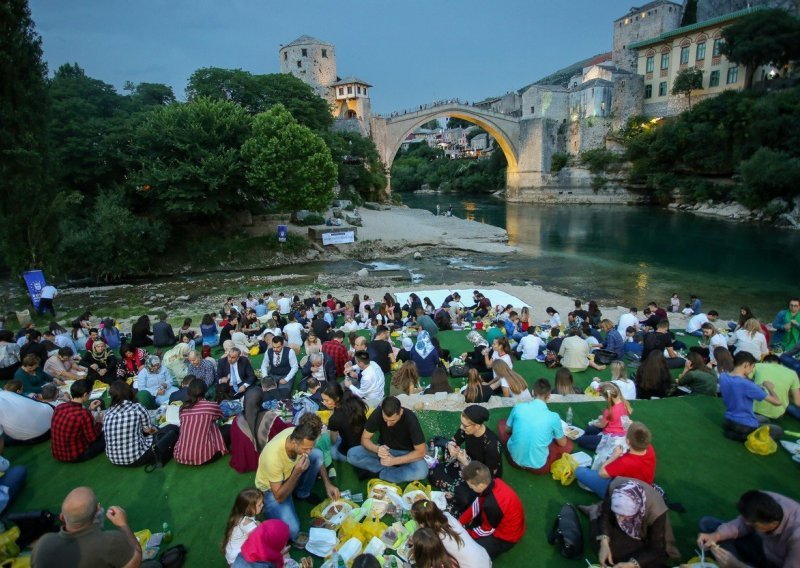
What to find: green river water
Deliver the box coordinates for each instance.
[399,193,800,319]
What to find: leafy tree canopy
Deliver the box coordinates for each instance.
[130,97,254,221]
[186,67,331,130]
[242,104,336,212]
[720,8,800,87]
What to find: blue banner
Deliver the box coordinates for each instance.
[277,224,288,243]
[23,270,47,309]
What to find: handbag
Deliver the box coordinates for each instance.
[159,544,188,567]
[3,510,59,548]
[448,364,467,378]
[745,425,777,455]
[547,503,584,559]
[544,350,561,369]
[593,349,617,365]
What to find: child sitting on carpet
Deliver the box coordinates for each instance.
[222,487,262,566]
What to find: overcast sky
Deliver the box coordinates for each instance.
[29,0,642,114]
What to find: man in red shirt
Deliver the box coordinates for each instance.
[51,380,105,463]
[575,421,656,497]
[459,461,525,560]
[322,331,348,378]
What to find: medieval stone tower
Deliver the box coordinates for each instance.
[278,36,337,105]
[612,1,684,72]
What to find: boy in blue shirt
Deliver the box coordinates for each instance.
[719,351,783,442]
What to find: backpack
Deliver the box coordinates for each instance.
[544,350,561,369]
[547,503,583,559]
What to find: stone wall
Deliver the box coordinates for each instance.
[509,167,644,204]
[520,86,569,120]
[612,1,684,72]
[610,73,645,130]
[278,41,337,103]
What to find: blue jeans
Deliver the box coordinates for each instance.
[786,404,800,421]
[0,465,27,511]
[690,330,705,337]
[262,448,322,538]
[347,446,428,483]
[575,467,611,498]
[232,555,275,568]
[576,425,603,452]
[330,436,348,462]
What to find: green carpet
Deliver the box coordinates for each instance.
[6,329,800,566]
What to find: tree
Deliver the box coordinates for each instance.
[58,187,168,280]
[186,67,331,130]
[323,131,386,198]
[0,0,64,273]
[681,0,697,26]
[720,8,800,88]
[671,67,704,109]
[124,81,176,107]
[242,104,336,212]
[737,147,800,208]
[419,119,440,130]
[447,117,472,129]
[129,97,253,222]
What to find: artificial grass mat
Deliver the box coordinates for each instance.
[6,329,800,566]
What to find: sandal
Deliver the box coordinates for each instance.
[292,531,309,550]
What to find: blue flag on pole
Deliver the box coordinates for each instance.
[23,270,47,309]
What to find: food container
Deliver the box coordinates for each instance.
[336,537,362,562]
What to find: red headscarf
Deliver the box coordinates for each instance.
[240,519,290,567]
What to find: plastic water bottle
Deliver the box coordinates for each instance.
[162,522,172,543]
[566,407,573,426]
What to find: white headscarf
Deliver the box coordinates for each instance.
[415,331,434,358]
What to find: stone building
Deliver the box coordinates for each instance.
[629,6,769,117]
[612,1,685,73]
[279,36,372,135]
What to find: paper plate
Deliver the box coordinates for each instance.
[560,421,585,440]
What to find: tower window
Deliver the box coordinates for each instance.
[338,87,344,96]
[357,86,361,94]
[301,48,307,57]
[297,60,302,68]
[322,49,327,58]
[347,86,353,94]
[283,52,287,61]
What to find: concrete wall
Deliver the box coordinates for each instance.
[611,73,645,130]
[521,86,569,120]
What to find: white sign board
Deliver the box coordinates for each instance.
[321,230,356,245]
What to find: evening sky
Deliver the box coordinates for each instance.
[29,0,645,114]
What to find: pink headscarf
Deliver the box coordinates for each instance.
[240,519,290,567]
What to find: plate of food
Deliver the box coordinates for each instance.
[401,490,429,510]
[560,421,584,440]
[321,502,352,527]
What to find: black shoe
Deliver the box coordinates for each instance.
[295,493,324,505]
[354,466,373,481]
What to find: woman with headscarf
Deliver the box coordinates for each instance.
[396,337,415,364]
[592,478,680,568]
[79,340,119,384]
[232,519,305,568]
[136,355,177,408]
[411,330,439,376]
[162,342,191,381]
[429,405,503,516]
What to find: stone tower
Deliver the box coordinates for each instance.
[612,1,684,72]
[278,36,337,104]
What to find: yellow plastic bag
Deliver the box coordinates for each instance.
[745,425,777,455]
[309,498,356,519]
[0,526,20,562]
[338,517,367,544]
[134,529,152,551]
[2,558,31,568]
[551,453,578,486]
[361,518,388,542]
[317,409,332,425]
[402,481,431,497]
[249,345,260,357]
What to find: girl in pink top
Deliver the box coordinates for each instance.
[576,382,632,451]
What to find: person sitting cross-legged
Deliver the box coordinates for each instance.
[254,414,338,540]
[697,490,800,568]
[260,335,299,399]
[50,379,105,463]
[343,350,385,404]
[347,396,428,483]
[575,421,657,498]
[720,351,783,442]
[497,378,573,474]
[458,460,525,560]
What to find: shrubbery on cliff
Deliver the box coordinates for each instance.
[624,84,800,208]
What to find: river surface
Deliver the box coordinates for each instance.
[3,194,796,320]
[399,193,800,318]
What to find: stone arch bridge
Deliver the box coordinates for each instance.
[369,103,553,198]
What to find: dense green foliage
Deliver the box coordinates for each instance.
[391,142,507,193]
[671,67,704,109]
[0,0,61,273]
[550,152,569,173]
[624,86,800,207]
[720,9,800,88]
[0,2,387,281]
[242,104,337,212]
[580,148,624,174]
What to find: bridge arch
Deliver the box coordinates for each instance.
[370,104,521,193]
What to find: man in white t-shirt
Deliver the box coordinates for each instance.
[282,314,305,352]
[0,390,53,444]
[344,351,385,404]
[37,285,58,317]
[687,310,718,336]
[276,293,292,316]
[516,334,545,360]
[617,308,639,335]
